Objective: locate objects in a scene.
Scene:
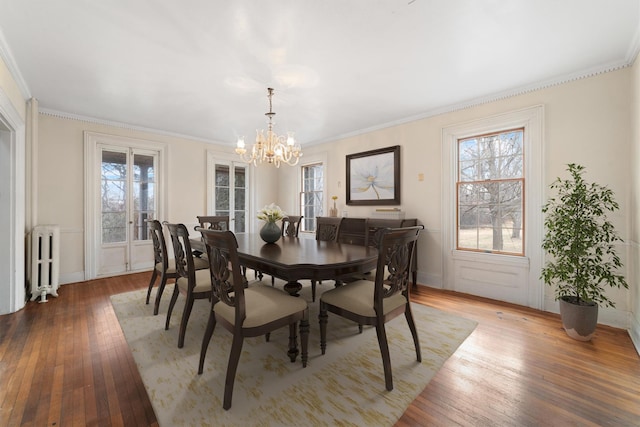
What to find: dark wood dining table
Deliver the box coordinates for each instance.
[191,233,378,296]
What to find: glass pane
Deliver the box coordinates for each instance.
[216,165,230,186]
[234,210,246,233]
[457,180,523,255]
[101,151,127,243]
[133,154,155,241]
[216,188,229,210]
[102,212,126,243]
[234,188,245,210]
[234,167,246,188]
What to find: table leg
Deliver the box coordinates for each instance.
[283,280,302,297]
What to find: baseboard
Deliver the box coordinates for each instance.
[60,271,85,285]
[630,314,640,356]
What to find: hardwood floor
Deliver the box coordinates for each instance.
[1,272,638,426]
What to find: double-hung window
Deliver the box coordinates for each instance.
[457,128,524,256]
[300,162,324,232]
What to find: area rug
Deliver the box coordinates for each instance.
[111,280,477,427]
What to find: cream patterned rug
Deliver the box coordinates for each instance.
[111,280,476,427]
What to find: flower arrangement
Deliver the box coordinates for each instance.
[329,196,338,217]
[257,203,285,223]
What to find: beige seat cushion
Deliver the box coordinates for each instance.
[176,269,212,293]
[321,279,407,317]
[215,285,307,328]
[156,256,208,274]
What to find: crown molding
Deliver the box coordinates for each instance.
[36,58,636,148]
[308,59,633,146]
[38,108,226,146]
[0,27,31,100]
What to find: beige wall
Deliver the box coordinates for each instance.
[283,68,633,326]
[32,66,636,334]
[0,56,25,120]
[36,114,279,283]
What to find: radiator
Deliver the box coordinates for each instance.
[29,225,60,303]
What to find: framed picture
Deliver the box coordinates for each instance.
[346,145,400,206]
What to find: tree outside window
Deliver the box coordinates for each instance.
[300,163,324,232]
[457,129,524,255]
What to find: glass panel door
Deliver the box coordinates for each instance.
[213,161,248,233]
[98,146,157,275]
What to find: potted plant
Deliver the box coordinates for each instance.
[541,163,628,341]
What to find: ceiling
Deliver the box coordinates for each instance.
[1,0,639,146]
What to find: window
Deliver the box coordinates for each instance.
[300,163,324,232]
[213,163,247,232]
[457,128,524,255]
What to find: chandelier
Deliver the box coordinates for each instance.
[235,87,303,168]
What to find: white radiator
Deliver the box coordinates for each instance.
[29,225,60,303]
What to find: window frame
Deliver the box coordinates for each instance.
[455,127,525,256]
[300,161,325,233]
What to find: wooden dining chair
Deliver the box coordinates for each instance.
[318,225,424,391]
[310,217,344,301]
[282,215,303,237]
[145,220,208,315]
[164,222,213,348]
[197,228,309,410]
[193,215,230,256]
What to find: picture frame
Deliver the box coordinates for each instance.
[346,145,400,206]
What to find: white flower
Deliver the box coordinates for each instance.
[257,203,285,222]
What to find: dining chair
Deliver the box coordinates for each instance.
[193,215,230,256]
[310,217,344,301]
[145,220,208,315]
[318,225,424,391]
[164,222,213,348]
[282,215,303,237]
[197,228,309,410]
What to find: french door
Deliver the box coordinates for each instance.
[208,156,249,233]
[97,145,157,276]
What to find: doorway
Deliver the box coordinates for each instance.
[84,132,167,279]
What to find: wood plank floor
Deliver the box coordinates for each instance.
[1,272,638,426]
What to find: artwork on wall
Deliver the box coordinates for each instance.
[346,145,400,206]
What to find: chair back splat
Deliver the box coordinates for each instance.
[197,228,309,410]
[281,215,303,237]
[315,217,343,242]
[319,225,425,392]
[196,215,230,231]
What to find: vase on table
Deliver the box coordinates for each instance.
[260,221,281,244]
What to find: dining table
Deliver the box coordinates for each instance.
[191,233,379,296]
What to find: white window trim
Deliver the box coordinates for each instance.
[442,105,545,309]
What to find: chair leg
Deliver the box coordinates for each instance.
[375,321,393,391]
[287,322,299,362]
[300,311,309,368]
[165,286,179,330]
[145,268,159,304]
[404,304,422,362]
[223,334,244,410]
[153,273,169,315]
[319,301,328,354]
[178,295,195,348]
[198,309,217,374]
[271,275,275,286]
[311,280,317,302]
